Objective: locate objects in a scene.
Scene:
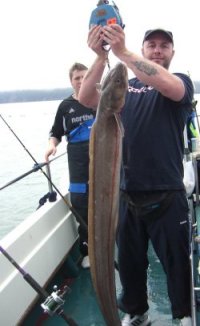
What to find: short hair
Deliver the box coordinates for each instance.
[69,62,88,81]
[143,29,174,45]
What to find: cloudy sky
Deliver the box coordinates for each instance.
[0,0,199,90]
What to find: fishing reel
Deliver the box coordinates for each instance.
[41,285,70,316]
[89,0,124,28]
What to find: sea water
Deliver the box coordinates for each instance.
[1,95,199,240]
[0,100,69,239]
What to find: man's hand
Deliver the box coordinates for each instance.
[88,25,108,59]
[44,138,59,162]
[102,24,127,59]
[45,145,57,162]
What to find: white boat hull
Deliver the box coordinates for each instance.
[0,193,78,325]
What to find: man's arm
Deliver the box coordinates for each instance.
[44,102,65,162]
[45,137,60,162]
[78,26,108,109]
[117,49,185,102]
[102,24,185,102]
[78,56,106,109]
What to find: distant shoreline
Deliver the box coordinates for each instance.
[0,81,200,104]
[0,87,73,104]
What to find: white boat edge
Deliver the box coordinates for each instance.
[0,192,78,326]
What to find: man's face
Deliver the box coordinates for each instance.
[71,69,88,94]
[142,32,174,69]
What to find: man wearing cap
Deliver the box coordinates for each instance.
[78,26,193,326]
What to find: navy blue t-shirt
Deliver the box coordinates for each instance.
[49,95,95,184]
[120,73,194,191]
[49,95,95,142]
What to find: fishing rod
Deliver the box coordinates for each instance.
[0,162,46,191]
[188,71,200,132]
[0,245,78,325]
[0,152,65,191]
[0,113,87,232]
[193,99,200,133]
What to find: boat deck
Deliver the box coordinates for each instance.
[21,244,190,326]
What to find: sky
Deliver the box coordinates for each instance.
[0,0,199,91]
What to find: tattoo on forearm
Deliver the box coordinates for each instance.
[133,61,158,76]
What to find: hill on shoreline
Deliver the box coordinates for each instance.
[194,81,200,94]
[0,87,73,104]
[0,81,200,104]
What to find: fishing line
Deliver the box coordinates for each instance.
[0,113,87,231]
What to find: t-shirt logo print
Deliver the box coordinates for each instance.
[69,108,75,114]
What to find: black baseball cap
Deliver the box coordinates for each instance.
[143,29,174,44]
